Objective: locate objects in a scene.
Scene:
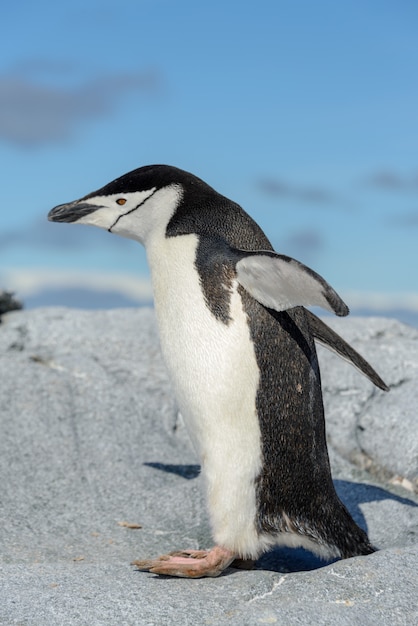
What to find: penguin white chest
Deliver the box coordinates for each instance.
[146,233,263,554]
[147,234,260,451]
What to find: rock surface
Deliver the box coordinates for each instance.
[0,307,417,625]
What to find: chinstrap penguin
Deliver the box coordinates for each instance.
[48,164,388,578]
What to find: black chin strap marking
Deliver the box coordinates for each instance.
[108,188,158,232]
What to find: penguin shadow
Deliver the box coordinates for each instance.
[143,462,201,480]
[258,479,418,573]
[143,463,418,574]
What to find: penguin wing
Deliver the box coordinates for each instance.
[305,311,389,391]
[235,251,349,317]
[234,250,388,391]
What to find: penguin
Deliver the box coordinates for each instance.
[48,164,388,578]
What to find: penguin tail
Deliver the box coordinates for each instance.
[322,501,377,560]
[337,534,377,559]
[306,310,389,391]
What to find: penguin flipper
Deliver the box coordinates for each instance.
[235,251,349,316]
[306,310,389,391]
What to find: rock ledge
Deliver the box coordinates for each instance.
[0,308,417,625]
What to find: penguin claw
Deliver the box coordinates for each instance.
[132,546,236,578]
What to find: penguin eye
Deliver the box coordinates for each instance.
[116,198,127,206]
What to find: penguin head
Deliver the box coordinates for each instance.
[49,164,268,250]
[48,165,210,244]
[48,164,353,319]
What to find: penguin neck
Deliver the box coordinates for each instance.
[145,232,206,382]
[146,231,200,315]
[135,184,183,247]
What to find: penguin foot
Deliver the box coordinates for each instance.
[132,546,237,578]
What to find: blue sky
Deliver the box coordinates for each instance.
[1,0,418,323]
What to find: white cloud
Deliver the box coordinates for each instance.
[343,290,418,312]
[0,268,153,303]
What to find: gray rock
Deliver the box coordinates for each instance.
[318,317,418,485]
[0,308,417,625]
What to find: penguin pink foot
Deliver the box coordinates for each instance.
[132,546,237,578]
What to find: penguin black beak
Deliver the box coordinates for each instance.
[48,200,104,223]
